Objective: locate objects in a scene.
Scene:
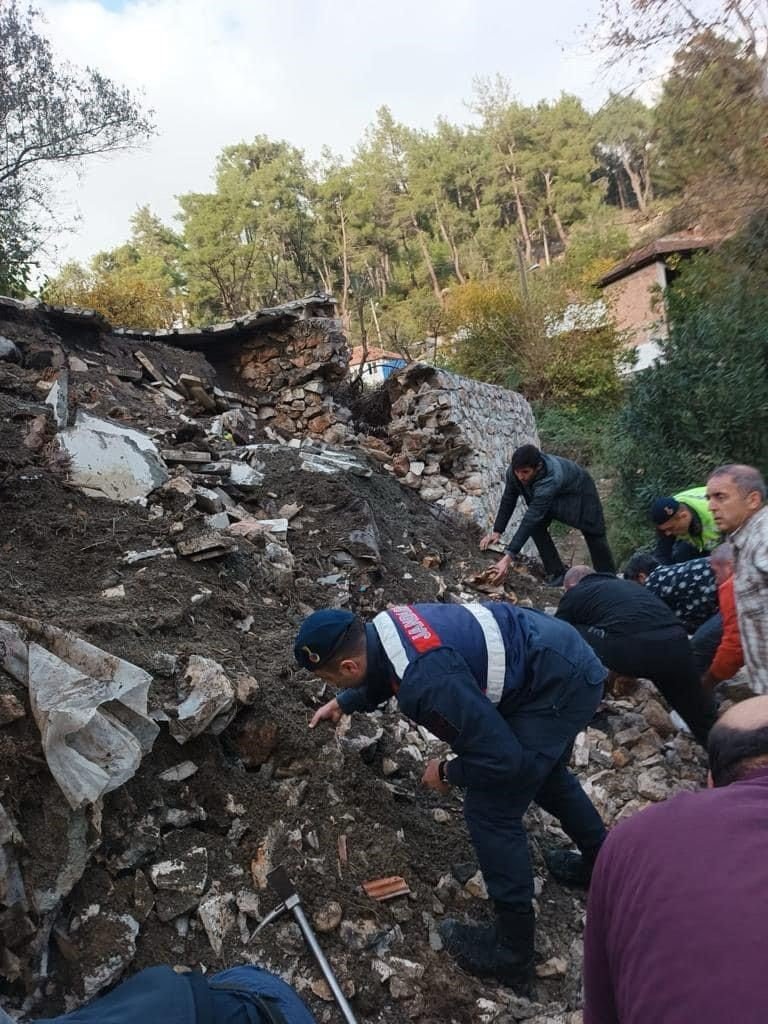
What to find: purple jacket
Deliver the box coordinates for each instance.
[584,767,768,1024]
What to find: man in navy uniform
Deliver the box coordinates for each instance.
[296,601,608,990]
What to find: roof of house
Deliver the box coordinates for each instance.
[598,234,721,288]
[349,346,407,367]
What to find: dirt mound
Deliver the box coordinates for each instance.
[0,325,706,1024]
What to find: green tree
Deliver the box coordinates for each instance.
[606,214,768,555]
[0,0,154,294]
[593,94,655,213]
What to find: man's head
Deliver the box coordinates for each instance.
[563,565,595,590]
[294,609,368,686]
[707,464,766,534]
[623,552,661,584]
[708,696,768,787]
[709,542,735,586]
[511,444,543,485]
[650,496,693,538]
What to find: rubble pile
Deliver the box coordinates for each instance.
[355,363,539,531]
[0,300,709,1024]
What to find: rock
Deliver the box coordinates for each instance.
[637,766,671,802]
[55,410,169,503]
[168,656,236,743]
[0,337,21,363]
[0,694,25,725]
[77,911,139,999]
[643,698,675,737]
[198,891,236,956]
[234,674,260,705]
[231,715,279,767]
[158,761,198,783]
[313,901,343,933]
[464,870,489,899]
[536,956,569,978]
[311,977,355,1002]
[155,891,200,923]
[149,846,208,895]
[151,652,179,677]
[432,808,450,823]
[100,584,125,599]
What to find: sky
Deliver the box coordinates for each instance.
[36,0,623,272]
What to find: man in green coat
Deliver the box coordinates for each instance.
[651,487,721,564]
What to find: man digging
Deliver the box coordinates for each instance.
[295,601,608,991]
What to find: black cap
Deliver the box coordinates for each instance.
[294,609,356,670]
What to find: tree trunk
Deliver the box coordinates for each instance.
[412,217,443,303]
[540,220,551,266]
[622,155,648,214]
[616,170,628,210]
[543,171,567,246]
[504,146,532,261]
[434,202,466,284]
[338,200,350,318]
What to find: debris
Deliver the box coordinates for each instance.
[160,449,212,464]
[0,613,159,808]
[46,371,71,428]
[198,890,236,955]
[0,693,26,725]
[100,584,125,599]
[362,876,411,902]
[0,336,21,363]
[158,761,199,783]
[228,461,264,489]
[178,373,216,411]
[107,364,143,381]
[149,847,208,895]
[56,411,169,503]
[121,547,176,565]
[234,674,259,705]
[464,870,489,899]
[168,655,236,743]
[176,531,236,561]
[133,349,170,386]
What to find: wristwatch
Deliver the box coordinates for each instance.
[438,759,449,785]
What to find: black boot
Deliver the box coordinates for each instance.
[439,904,535,991]
[544,845,601,888]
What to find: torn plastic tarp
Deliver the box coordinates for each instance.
[0,612,159,809]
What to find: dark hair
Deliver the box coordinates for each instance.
[511,444,542,471]
[623,552,661,581]
[323,616,366,670]
[708,722,768,786]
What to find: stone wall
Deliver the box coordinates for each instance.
[359,363,539,534]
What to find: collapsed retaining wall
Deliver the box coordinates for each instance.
[359,363,539,534]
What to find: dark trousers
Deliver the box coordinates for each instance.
[575,625,718,747]
[691,613,723,676]
[463,645,606,909]
[530,519,616,577]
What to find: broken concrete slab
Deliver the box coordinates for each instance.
[175,532,236,561]
[0,612,159,808]
[168,656,236,744]
[56,411,169,504]
[160,449,212,464]
[228,462,264,489]
[133,349,170,386]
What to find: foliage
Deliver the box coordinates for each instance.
[605,214,768,556]
[534,402,618,468]
[0,1,154,292]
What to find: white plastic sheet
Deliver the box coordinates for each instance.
[0,612,159,809]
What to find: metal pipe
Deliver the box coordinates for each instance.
[291,901,358,1024]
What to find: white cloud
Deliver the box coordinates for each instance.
[35,0,608,270]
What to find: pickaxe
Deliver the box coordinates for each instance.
[252,866,358,1024]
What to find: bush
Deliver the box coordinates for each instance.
[604,215,768,558]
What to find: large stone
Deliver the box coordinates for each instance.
[55,411,169,503]
[169,656,236,743]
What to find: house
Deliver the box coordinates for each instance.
[598,233,720,369]
[349,346,407,385]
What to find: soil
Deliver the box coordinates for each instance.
[0,324,703,1024]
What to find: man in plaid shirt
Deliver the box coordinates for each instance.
[707,465,768,695]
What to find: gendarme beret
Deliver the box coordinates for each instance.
[294,609,356,670]
[650,496,680,525]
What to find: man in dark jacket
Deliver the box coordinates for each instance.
[557,566,719,746]
[15,964,317,1023]
[297,602,608,991]
[482,445,615,587]
[583,696,768,1024]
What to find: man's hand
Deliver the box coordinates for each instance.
[488,553,513,583]
[309,697,344,729]
[422,758,450,794]
[479,531,501,551]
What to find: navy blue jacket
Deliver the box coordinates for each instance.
[336,603,604,792]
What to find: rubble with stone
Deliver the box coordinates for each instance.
[0,296,714,1024]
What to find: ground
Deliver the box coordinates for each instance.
[0,352,708,1024]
